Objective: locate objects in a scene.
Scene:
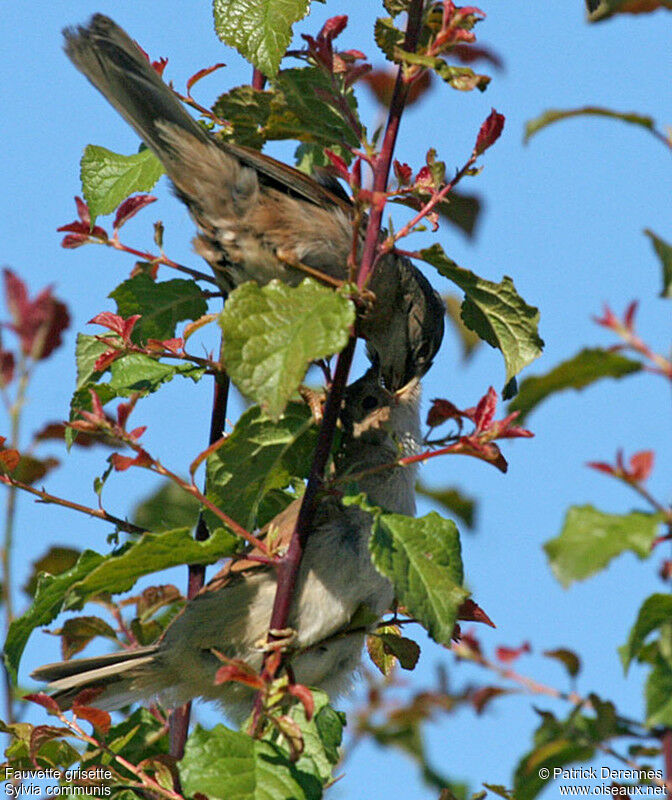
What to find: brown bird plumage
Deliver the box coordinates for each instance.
[63,14,444,389]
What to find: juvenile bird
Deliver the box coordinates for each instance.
[63,14,444,389]
[31,368,421,722]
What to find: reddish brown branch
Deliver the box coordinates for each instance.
[252,0,427,728]
[169,369,230,760]
[357,0,424,289]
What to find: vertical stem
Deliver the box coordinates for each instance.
[2,359,30,724]
[251,68,266,91]
[257,2,426,697]
[357,0,424,290]
[169,359,229,760]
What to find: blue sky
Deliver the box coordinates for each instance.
[3,2,672,797]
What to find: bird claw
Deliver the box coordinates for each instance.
[254,628,297,652]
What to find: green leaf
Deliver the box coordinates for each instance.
[525,106,656,143]
[265,690,344,785]
[267,68,361,150]
[104,707,169,765]
[543,648,581,679]
[63,527,239,610]
[420,244,544,385]
[620,594,672,672]
[133,480,201,532]
[75,333,108,390]
[645,658,672,727]
[81,145,164,221]
[377,632,421,670]
[109,353,205,396]
[644,229,672,299]
[4,528,238,682]
[374,17,405,61]
[179,724,322,800]
[220,279,354,418]
[513,710,596,800]
[213,86,274,149]
[432,61,490,92]
[213,0,310,78]
[109,274,207,342]
[206,401,316,531]
[544,506,661,589]
[4,550,106,683]
[358,502,468,646]
[440,190,481,238]
[587,0,672,22]
[509,348,643,423]
[415,481,476,529]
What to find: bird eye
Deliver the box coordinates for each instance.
[362,395,378,411]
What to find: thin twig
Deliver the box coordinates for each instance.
[0,474,146,534]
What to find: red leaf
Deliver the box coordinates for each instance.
[457,598,496,628]
[629,450,654,482]
[73,703,111,735]
[24,692,61,715]
[57,221,92,235]
[587,461,616,476]
[474,109,505,156]
[113,195,157,230]
[89,312,140,344]
[496,641,531,663]
[324,149,350,181]
[215,664,265,689]
[473,387,498,432]
[0,349,15,387]
[29,726,71,766]
[394,160,413,186]
[146,337,184,354]
[470,685,509,714]
[624,300,638,330]
[319,15,348,41]
[75,196,91,228]
[186,63,226,94]
[426,398,461,427]
[110,450,152,471]
[288,683,315,721]
[61,233,90,249]
[0,448,21,472]
[93,348,123,372]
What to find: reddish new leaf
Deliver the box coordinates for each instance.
[186,63,226,94]
[89,312,141,344]
[473,386,498,432]
[470,686,510,714]
[474,109,505,156]
[496,641,531,663]
[0,349,14,387]
[24,692,61,715]
[215,663,265,689]
[0,448,21,472]
[75,195,91,227]
[72,702,111,734]
[288,683,315,720]
[110,450,152,471]
[113,195,157,230]
[457,598,496,628]
[629,450,654,482]
[427,398,462,427]
[3,269,70,360]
